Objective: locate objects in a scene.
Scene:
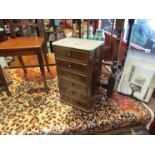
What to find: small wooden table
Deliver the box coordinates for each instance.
[0,37,50,92]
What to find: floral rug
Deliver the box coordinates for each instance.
[0,66,151,134]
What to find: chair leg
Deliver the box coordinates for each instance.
[18,56,27,74]
[42,44,50,73]
[4,85,11,96]
[0,66,11,96]
[37,49,48,92]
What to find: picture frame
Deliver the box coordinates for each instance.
[117,48,155,103]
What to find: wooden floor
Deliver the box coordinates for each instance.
[10,53,56,68]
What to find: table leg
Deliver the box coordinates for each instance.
[37,49,48,92]
[18,56,27,74]
[42,44,50,73]
[50,41,54,52]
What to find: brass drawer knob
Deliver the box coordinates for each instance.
[68,64,71,68]
[67,52,71,57]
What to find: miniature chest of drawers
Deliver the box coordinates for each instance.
[53,38,104,111]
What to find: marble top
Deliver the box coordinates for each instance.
[52,38,104,51]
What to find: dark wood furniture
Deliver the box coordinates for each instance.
[0,65,11,95]
[53,38,104,111]
[0,19,50,92]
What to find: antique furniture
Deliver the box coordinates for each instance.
[0,19,50,92]
[53,38,104,111]
[0,65,10,95]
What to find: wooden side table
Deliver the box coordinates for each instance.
[0,37,49,92]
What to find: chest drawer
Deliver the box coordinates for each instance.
[57,68,87,84]
[61,93,88,108]
[56,58,88,75]
[58,77,88,94]
[59,86,88,101]
[54,46,88,63]
[59,83,87,97]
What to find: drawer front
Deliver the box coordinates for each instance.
[58,77,88,94]
[56,58,87,75]
[57,68,87,84]
[54,46,88,63]
[59,84,88,100]
[60,93,88,108]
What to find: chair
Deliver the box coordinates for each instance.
[0,19,50,92]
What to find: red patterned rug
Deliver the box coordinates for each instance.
[0,66,151,134]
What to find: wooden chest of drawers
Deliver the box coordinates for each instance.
[53,38,104,111]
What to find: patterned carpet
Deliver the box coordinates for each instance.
[0,66,151,134]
